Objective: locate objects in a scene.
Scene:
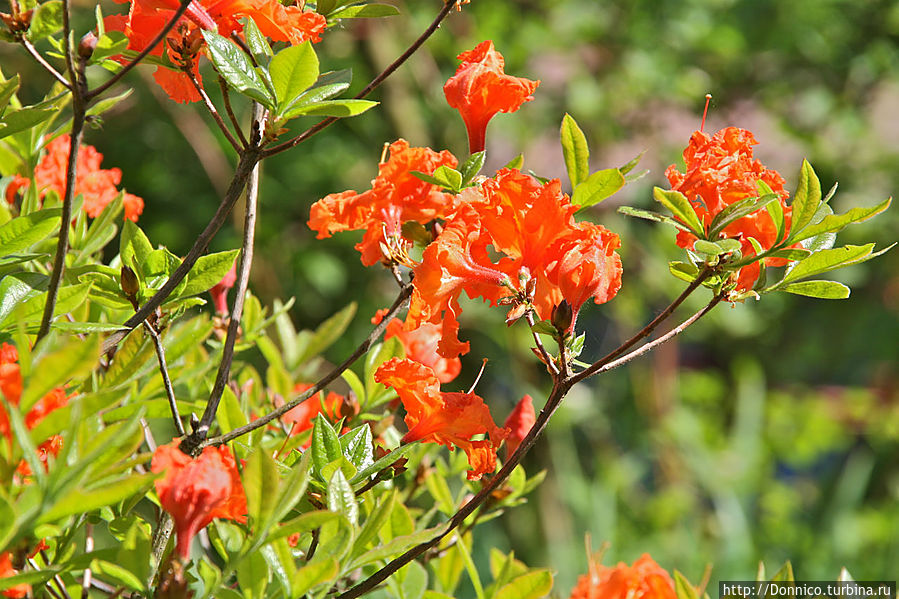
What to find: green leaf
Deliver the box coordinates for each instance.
[26,0,63,41]
[270,42,319,111]
[0,281,91,329]
[494,570,554,599]
[291,558,338,597]
[267,510,339,544]
[21,334,98,411]
[766,248,811,261]
[572,167,625,208]
[788,197,892,245]
[0,74,20,116]
[788,159,822,239]
[120,219,153,274]
[619,150,645,175]
[0,272,46,325]
[340,424,374,472]
[202,30,274,107]
[653,187,704,237]
[38,472,157,524]
[766,196,785,244]
[781,280,851,299]
[236,550,269,599]
[242,16,273,64]
[90,31,130,63]
[504,154,524,170]
[92,559,145,592]
[459,151,486,186]
[330,3,400,18]
[285,99,378,118]
[352,490,395,555]
[560,113,589,187]
[617,205,693,233]
[433,165,463,192]
[674,571,700,599]
[244,449,281,538]
[0,107,58,140]
[779,244,884,286]
[349,525,445,569]
[708,194,778,239]
[327,469,358,526]
[311,415,342,479]
[349,441,418,485]
[178,249,240,298]
[86,88,133,117]
[297,302,356,364]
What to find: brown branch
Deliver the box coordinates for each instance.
[203,282,414,447]
[145,321,185,437]
[261,0,457,158]
[219,75,248,148]
[20,38,71,89]
[186,66,243,152]
[525,311,559,376]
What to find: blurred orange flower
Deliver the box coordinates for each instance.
[569,554,677,599]
[0,551,29,598]
[444,40,540,153]
[151,441,248,560]
[279,383,346,448]
[374,358,507,480]
[503,395,535,457]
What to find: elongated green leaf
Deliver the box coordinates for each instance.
[242,16,273,63]
[90,31,130,63]
[652,187,704,236]
[26,0,63,41]
[0,74,19,115]
[494,570,554,599]
[297,302,356,364]
[788,159,822,239]
[236,550,268,599]
[267,510,340,544]
[311,415,342,478]
[22,334,99,410]
[202,30,274,106]
[352,490,395,556]
[459,151,486,186]
[674,571,700,599]
[349,525,445,569]
[0,272,45,325]
[285,99,378,119]
[789,197,892,245]
[350,441,418,485]
[331,3,400,18]
[327,469,358,525]
[617,205,693,233]
[779,244,879,286]
[781,280,850,299]
[86,88,133,117]
[178,249,239,298]
[0,107,57,140]
[38,472,156,524]
[244,449,280,538]
[92,560,145,592]
[0,281,91,329]
[766,196,785,243]
[340,424,374,472]
[668,261,699,283]
[270,42,319,110]
[291,558,338,597]
[708,194,778,238]
[0,209,61,257]
[572,167,624,208]
[560,113,589,187]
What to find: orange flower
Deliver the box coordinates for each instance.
[209,263,237,315]
[106,0,326,103]
[503,395,535,457]
[374,358,507,480]
[0,552,29,598]
[406,203,511,358]
[544,221,623,330]
[444,40,540,153]
[280,383,345,447]
[569,554,677,599]
[151,441,248,560]
[9,135,144,221]
[372,309,461,384]
[666,127,794,291]
[308,139,459,266]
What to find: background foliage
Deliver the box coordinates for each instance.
[2,0,897,596]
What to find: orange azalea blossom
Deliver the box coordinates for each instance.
[375,358,507,480]
[666,126,797,291]
[503,395,535,457]
[570,554,677,599]
[209,263,237,314]
[9,135,144,221]
[151,441,248,560]
[279,383,345,447]
[0,552,29,598]
[105,0,326,103]
[444,40,540,153]
[371,308,461,384]
[308,139,459,266]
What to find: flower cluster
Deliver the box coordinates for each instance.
[106,0,326,102]
[1,343,69,478]
[7,135,144,222]
[151,441,248,560]
[665,126,796,291]
[278,382,349,447]
[569,554,677,599]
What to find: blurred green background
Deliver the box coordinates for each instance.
[5,0,899,594]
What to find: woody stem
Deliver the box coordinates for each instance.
[525,311,559,376]
[186,67,243,152]
[145,321,185,437]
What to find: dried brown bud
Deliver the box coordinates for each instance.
[551,300,573,335]
[120,265,140,300]
[78,31,98,59]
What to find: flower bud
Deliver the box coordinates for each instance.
[120,265,140,300]
[551,300,573,335]
[78,31,97,59]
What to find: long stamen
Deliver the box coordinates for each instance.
[700,93,712,133]
[466,358,488,394]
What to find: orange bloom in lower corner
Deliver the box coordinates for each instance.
[570,554,677,599]
[374,358,507,480]
[151,441,248,560]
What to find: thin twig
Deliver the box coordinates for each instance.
[81,524,93,599]
[140,417,158,452]
[186,67,243,152]
[90,579,129,598]
[145,321,185,437]
[41,550,72,599]
[567,266,714,386]
[204,282,414,447]
[186,105,263,449]
[525,311,559,376]
[262,0,457,158]
[149,513,174,586]
[219,75,248,148]
[86,0,193,100]
[27,558,63,599]
[60,0,76,86]
[20,38,71,89]
[101,147,262,355]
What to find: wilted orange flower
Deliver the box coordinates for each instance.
[570,554,677,599]
[0,552,29,598]
[503,395,535,457]
[308,139,459,266]
[151,441,248,560]
[444,40,540,153]
[374,358,507,480]
[372,309,461,384]
[666,126,794,291]
[209,263,237,315]
[544,221,623,330]
[9,135,144,221]
[106,0,326,103]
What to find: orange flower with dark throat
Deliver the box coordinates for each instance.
[374,358,507,480]
[444,40,540,153]
[151,441,247,560]
[665,126,796,291]
[569,554,677,599]
[308,139,458,266]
